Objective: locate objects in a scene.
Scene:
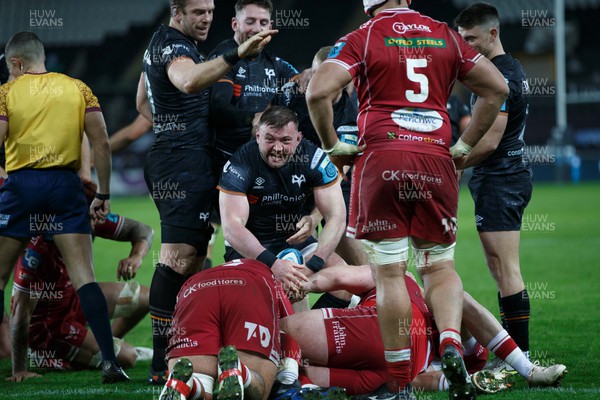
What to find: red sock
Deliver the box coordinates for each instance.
[298,372,313,386]
[384,348,412,389]
[487,330,518,360]
[439,328,463,356]
[280,332,302,365]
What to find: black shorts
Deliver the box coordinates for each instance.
[145,148,217,232]
[0,169,91,238]
[468,169,532,232]
[341,166,353,224]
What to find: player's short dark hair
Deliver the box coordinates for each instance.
[235,0,273,15]
[170,0,188,15]
[259,106,299,131]
[454,2,500,30]
[314,46,333,63]
[5,31,45,65]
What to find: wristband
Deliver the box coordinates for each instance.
[323,140,361,157]
[94,193,110,201]
[222,47,241,66]
[257,250,277,268]
[306,255,325,273]
[449,138,473,158]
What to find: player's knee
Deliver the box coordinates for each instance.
[413,243,455,271]
[361,238,409,266]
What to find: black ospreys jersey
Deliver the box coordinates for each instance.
[218,139,338,243]
[209,39,298,156]
[143,25,213,150]
[447,94,470,145]
[470,54,529,174]
[272,82,359,147]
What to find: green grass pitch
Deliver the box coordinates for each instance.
[0,183,598,399]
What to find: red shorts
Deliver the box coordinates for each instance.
[167,261,281,365]
[347,150,458,243]
[323,303,433,394]
[28,298,87,362]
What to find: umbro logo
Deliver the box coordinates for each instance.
[254,177,265,189]
[291,174,306,187]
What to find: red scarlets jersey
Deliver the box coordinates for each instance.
[11,213,125,322]
[326,8,482,157]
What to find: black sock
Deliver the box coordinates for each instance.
[497,292,507,330]
[311,292,351,309]
[500,290,530,356]
[77,282,116,363]
[150,264,188,372]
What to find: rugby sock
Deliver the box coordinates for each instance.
[439,328,463,356]
[486,329,533,377]
[187,373,214,399]
[311,293,351,309]
[497,292,507,330]
[384,347,412,389]
[463,336,478,356]
[278,332,301,384]
[150,264,188,372]
[438,374,449,391]
[77,282,117,362]
[500,290,530,358]
[463,337,489,374]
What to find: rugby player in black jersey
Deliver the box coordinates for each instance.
[455,2,533,372]
[137,0,277,384]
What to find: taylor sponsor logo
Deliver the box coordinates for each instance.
[391,108,444,133]
[385,37,446,48]
[361,219,397,234]
[392,22,432,35]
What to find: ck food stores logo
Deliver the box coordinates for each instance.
[30,9,64,29]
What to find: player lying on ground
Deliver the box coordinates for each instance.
[8,180,153,382]
[159,258,300,400]
[281,265,567,396]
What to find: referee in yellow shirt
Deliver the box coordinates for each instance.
[0,32,127,383]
